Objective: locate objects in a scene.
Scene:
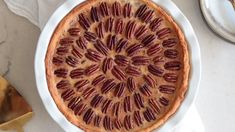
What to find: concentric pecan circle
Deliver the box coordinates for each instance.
[46,0,189,132]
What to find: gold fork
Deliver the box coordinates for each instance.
[229,0,235,10]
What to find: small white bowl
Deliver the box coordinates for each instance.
[34,0,201,131]
[200,0,235,43]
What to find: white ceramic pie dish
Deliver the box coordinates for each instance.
[34,0,201,131]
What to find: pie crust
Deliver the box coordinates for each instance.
[45,0,189,131]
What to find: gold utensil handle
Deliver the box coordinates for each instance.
[230,0,235,10]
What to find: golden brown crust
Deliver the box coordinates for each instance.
[45,0,189,131]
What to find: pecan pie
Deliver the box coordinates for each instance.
[45,0,189,131]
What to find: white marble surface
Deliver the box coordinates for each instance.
[0,0,235,132]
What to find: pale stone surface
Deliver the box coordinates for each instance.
[0,0,63,132]
[0,0,235,132]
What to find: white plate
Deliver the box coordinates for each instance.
[34,0,201,131]
[200,0,235,43]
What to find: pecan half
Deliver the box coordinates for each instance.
[102,99,112,114]
[74,79,89,91]
[68,28,80,36]
[56,46,69,55]
[85,49,102,62]
[54,68,68,78]
[149,17,163,32]
[156,28,171,39]
[101,79,116,94]
[84,64,100,75]
[84,31,97,42]
[56,80,70,89]
[72,46,83,58]
[94,39,109,55]
[70,68,84,79]
[148,99,161,114]
[111,66,126,81]
[134,25,147,40]
[115,19,125,34]
[112,102,120,116]
[116,38,128,53]
[131,56,150,66]
[123,3,132,18]
[83,108,94,124]
[95,22,104,38]
[164,61,181,71]
[102,58,113,73]
[112,1,121,16]
[126,66,141,76]
[127,77,136,92]
[82,87,96,99]
[68,97,82,110]
[105,17,114,32]
[125,21,136,39]
[135,4,148,18]
[61,89,74,101]
[73,103,86,115]
[164,49,178,59]
[153,56,164,64]
[114,55,129,67]
[91,6,99,22]
[143,107,156,122]
[94,115,102,127]
[78,13,91,30]
[159,85,176,94]
[143,74,156,88]
[159,97,169,106]
[107,34,117,50]
[74,103,87,116]
[114,82,125,98]
[103,116,113,130]
[90,94,103,108]
[140,10,154,23]
[162,38,177,47]
[100,2,110,17]
[141,34,156,47]
[59,37,73,46]
[148,64,164,77]
[163,73,178,83]
[66,55,78,67]
[134,93,144,109]
[76,36,87,50]
[126,43,143,57]
[114,119,123,130]
[124,96,132,113]
[147,43,162,56]
[140,84,152,96]
[92,74,106,86]
[52,56,63,65]
[124,115,133,130]
[133,111,143,126]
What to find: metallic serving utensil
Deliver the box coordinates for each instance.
[229,0,235,10]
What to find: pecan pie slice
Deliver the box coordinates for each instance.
[45,0,189,131]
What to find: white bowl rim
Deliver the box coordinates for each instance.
[34,0,201,131]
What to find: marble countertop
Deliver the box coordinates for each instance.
[0,0,235,132]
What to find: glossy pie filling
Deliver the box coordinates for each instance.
[45,0,189,131]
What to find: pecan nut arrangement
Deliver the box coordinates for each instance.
[45,0,189,131]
